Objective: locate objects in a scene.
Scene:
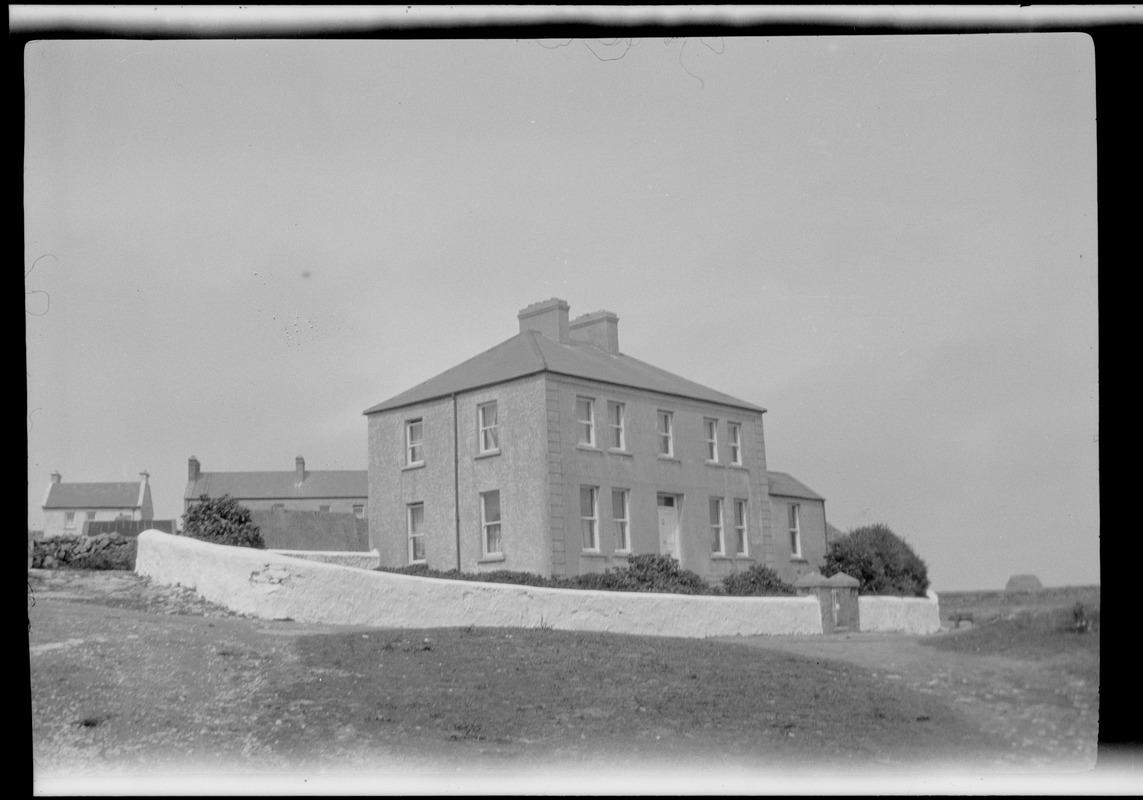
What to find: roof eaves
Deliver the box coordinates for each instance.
[545,369,766,415]
[363,368,550,415]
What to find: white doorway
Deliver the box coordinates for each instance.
[657,494,680,561]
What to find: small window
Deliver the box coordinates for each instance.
[704,418,719,462]
[408,503,425,563]
[406,418,424,466]
[353,504,365,519]
[607,401,626,450]
[576,397,595,446]
[319,504,331,513]
[657,411,674,456]
[728,422,742,466]
[710,497,725,555]
[580,485,599,551]
[481,491,502,557]
[612,489,630,552]
[478,401,499,454]
[734,499,748,556]
[789,504,802,558]
[271,503,285,512]
[64,511,76,529]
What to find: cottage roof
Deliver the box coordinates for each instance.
[185,470,368,502]
[364,330,765,415]
[43,482,142,510]
[766,471,825,501]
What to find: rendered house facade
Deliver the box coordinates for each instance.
[365,299,831,583]
[41,471,154,538]
[184,455,368,519]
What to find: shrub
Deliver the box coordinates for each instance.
[376,554,720,595]
[615,554,716,595]
[182,494,264,549]
[722,564,797,596]
[822,523,929,596]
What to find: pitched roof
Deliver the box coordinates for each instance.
[43,482,142,510]
[766,471,825,501]
[184,470,368,502]
[364,330,765,415]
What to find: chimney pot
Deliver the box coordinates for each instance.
[518,298,570,343]
[50,471,61,484]
[569,310,620,354]
[296,455,305,480]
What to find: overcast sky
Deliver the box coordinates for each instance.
[24,33,1098,591]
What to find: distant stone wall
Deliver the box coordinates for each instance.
[84,519,176,538]
[136,530,823,637]
[858,590,941,634]
[31,533,137,571]
[250,510,369,552]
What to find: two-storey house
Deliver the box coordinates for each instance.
[184,455,368,518]
[364,298,829,583]
[41,471,154,538]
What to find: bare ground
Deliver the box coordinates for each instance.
[29,570,1099,789]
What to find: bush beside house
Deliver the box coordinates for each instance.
[381,554,797,597]
[181,494,264,549]
[822,523,930,597]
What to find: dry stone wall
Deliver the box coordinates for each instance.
[31,533,137,571]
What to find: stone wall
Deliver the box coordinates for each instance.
[858,590,941,634]
[249,509,369,552]
[31,533,138,570]
[136,529,823,637]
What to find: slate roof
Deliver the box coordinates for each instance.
[766,471,825,501]
[184,470,368,502]
[364,330,765,415]
[43,482,142,510]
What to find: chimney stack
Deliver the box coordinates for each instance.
[518,298,570,343]
[188,456,200,482]
[570,310,620,354]
[50,471,61,484]
[140,471,150,485]
[296,455,306,482]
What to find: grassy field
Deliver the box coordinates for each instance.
[30,571,1102,792]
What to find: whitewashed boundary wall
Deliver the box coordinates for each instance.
[268,549,381,570]
[135,530,822,637]
[858,590,941,634]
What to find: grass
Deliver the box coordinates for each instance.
[263,626,1003,770]
[925,586,1099,682]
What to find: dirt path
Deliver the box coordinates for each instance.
[718,631,1098,770]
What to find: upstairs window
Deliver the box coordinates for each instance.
[710,497,725,555]
[580,485,599,551]
[481,491,502,557]
[478,401,499,454]
[406,418,424,466]
[789,504,802,558]
[319,505,331,513]
[657,411,674,457]
[607,401,626,450]
[64,511,76,529]
[576,397,595,446]
[353,504,365,519]
[728,422,742,466]
[704,418,719,462]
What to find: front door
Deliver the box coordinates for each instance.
[657,494,680,560]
